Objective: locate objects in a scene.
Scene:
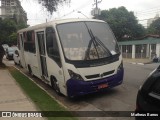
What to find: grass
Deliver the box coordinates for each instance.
[9,67,77,120]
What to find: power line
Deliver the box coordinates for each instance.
[28,19,45,20]
[138,18,151,21]
[136,6,160,13]
[135,6,160,16]
[136,10,160,16]
[57,0,93,19]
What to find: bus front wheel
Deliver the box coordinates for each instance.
[51,77,60,94]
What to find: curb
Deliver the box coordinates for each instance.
[130,62,144,65]
[13,66,68,109]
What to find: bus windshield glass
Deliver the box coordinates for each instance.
[57,21,119,61]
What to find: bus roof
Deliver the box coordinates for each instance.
[18,18,105,33]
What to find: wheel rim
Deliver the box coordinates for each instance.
[51,78,60,93]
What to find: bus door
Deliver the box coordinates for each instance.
[19,34,26,68]
[45,27,66,94]
[36,32,48,78]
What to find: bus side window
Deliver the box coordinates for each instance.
[46,27,61,67]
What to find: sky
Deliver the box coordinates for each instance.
[20,0,160,27]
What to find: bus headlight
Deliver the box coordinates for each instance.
[117,62,123,72]
[68,70,84,80]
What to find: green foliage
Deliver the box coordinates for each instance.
[0,18,28,64]
[0,19,16,44]
[17,22,29,30]
[38,0,70,14]
[97,6,146,41]
[9,32,17,45]
[147,18,160,35]
[0,18,28,45]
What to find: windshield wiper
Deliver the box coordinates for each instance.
[85,29,112,60]
[85,29,99,60]
[94,35,112,56]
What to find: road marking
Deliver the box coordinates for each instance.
[137,63,144,65]
[126,62,145,65]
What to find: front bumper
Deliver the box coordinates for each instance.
[66,68,124,97]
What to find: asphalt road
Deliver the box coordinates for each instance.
[124,62,159,89]
[3,58,160,120]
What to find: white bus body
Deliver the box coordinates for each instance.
[17,19,124,97]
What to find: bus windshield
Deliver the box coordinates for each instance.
[57,21,119,61]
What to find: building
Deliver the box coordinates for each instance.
[118,37,160,59]
[0,0,27,24]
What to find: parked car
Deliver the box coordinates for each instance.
[152,54,159,63]
[135,66,160,120]
[6,47,18,60]
[13,49,21,65]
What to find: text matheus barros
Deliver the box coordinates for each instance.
[131,112,158,117]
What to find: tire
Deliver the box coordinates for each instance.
[14,61,17,65]
[51,77,60,94]
[28,65,33,76]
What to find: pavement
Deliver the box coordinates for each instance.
[123,58,153,65]
[0,68,45,120]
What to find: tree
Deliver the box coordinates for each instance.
[38,0,70,14]
[9,33,17,45]
[0,18,28,66]
[97,7,145,41]
[0,19,17,44]
[17,22,29,30]
[147,18,160,35]
[0,18,28,45]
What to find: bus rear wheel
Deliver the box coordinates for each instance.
[51,77,60,94]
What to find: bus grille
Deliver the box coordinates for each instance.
[85,70,115,79]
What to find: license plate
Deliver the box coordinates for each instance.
[98,83,108,89]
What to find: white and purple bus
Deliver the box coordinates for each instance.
[18,18,124,98]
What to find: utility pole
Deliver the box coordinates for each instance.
[91,0,102,18]
[93,0,102,9]
[95,0,98,9]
